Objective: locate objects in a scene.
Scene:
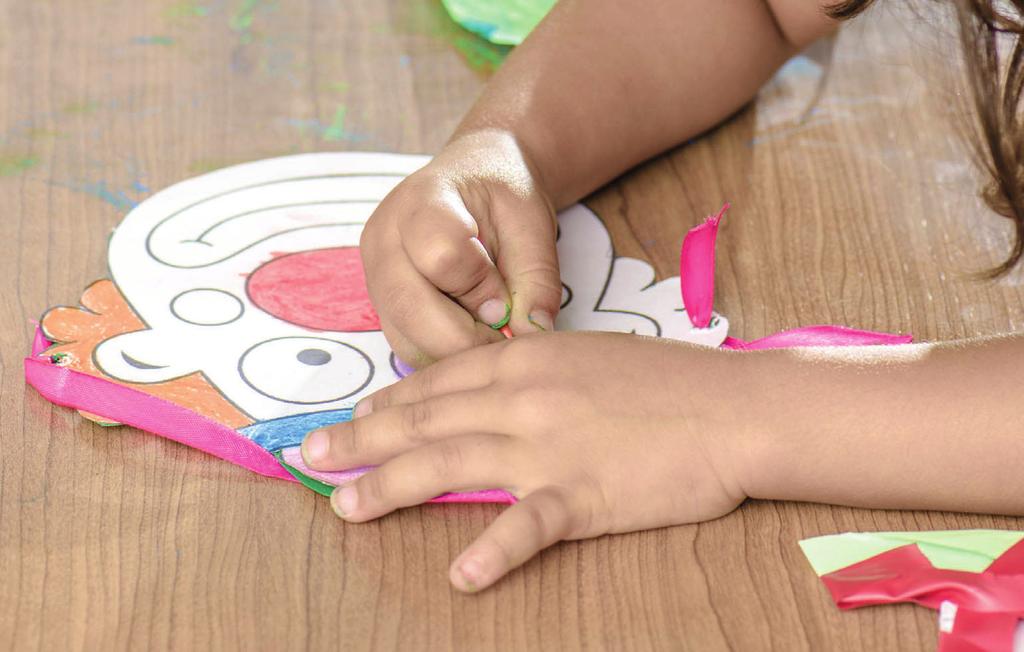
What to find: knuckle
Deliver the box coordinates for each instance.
[361,469,391,504]
[369,389,391,411]
[402,401,433,440]
[412,368,435,403]
[346,419,369,457]
[429,441,465,479]
[419,236,466,281]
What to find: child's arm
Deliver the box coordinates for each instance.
[457,0,836,207]
[300,333,1024,591]
[747,335,1024,516]
[360,1,836,365]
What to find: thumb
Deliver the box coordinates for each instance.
[496,201,563,334]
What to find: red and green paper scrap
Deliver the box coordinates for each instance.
[800,530,1024,651]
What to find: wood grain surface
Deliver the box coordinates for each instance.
[2,2,1022,650]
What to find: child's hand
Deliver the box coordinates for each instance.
[301,332,754,592]
[360,130,563,367]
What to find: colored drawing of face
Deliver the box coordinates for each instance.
[92,153,727,425]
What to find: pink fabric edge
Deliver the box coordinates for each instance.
[25,328,294,481]
[278,445,515,504]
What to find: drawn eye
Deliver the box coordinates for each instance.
[239,336,373,404]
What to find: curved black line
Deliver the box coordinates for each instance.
[192,199,385,242]
[169,288,245,326]
[139,221,368,271]
[237,336,376,406]
[558,208,662,337]
[121,350,167,370]
[142,172,405,267]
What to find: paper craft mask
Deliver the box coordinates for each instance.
[25,152,728,498]
[801,530,1024,652]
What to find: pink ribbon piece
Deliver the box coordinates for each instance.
[680,203,728,328]
[679,203,912,350]
[25,327,294,481]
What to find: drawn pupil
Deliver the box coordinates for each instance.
[296,348,332,366]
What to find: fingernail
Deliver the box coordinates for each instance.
[331,485,358,517]
[479,300,511,329]
[302,430,330,465]
[528,311,554,332]
[353,399,372,418]
[458,557,484,591]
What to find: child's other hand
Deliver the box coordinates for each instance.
[360,130,562,368]
[301,332,755,592]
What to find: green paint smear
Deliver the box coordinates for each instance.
[134,35,175,46]
[273,450,335,497]
[63,100,100,115]
[0,154,39,176]
[324,81,350,94]
[452,36,508,73]
[390,2,511,74]
[230,0,261,32]
[800,530,1024,576]
[165,1,211,19]
[440,0,554,45]
[322,105,348,142]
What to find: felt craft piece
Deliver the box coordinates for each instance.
[800,531,1024,651]
[25,152,728,499]
[440,0,554,45]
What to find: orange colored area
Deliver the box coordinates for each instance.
[39,279,253,429]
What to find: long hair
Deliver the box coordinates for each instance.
[828,0,1024,276]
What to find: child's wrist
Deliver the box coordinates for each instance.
[722,350,803,502]
[442,127,560,211]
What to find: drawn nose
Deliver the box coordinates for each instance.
[246,247,381,332]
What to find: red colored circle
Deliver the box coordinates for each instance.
[247,247,381,332]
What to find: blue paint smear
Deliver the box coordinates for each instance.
[239,408,353,451]
[55,180,139,211]
[399,54,411,67]
[131,180,150,193]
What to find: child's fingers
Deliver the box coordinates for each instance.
[357,342,503,414]
[378,314,432,370]
[364,243,503,360]
[400,201,513,330]
[449,486,575,592]
[302,390,503,470]
[494,203,562,333]
[327,436,517,522]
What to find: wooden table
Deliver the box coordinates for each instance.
[3,2,1022,649]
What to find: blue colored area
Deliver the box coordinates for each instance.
[239,408,353,451]
[459,17,498,40]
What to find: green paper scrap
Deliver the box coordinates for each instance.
[440,0,554,45]
[273,450,335,497]
[799,530,1024,577]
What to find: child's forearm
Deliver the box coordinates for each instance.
[452,0,836,207]
[743,337,1024,516]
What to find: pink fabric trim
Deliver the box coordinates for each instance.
[279,446,515,504]
[25,329,294,482]
[722,326,913,350]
